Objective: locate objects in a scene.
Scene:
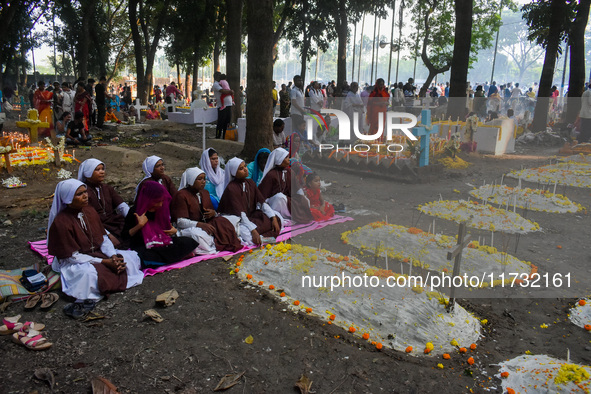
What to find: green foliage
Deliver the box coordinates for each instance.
[521,0,575,52]
[410,0,504,71]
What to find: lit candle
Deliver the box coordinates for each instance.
[73,149,76,159]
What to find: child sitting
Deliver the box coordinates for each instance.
[104,106,119,122]
[66,111,92,146]
[304,173,334,221]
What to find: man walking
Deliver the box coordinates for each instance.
[95,76,110,129]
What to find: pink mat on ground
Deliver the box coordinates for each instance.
[29,215,353,277]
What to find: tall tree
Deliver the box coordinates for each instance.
[128,0,171,103]
[410,0,503,97]
[523,0,571,132]
[243,0,275,159]
[226,0,244,123]
[566,0,591,122]
[447,0,473,120]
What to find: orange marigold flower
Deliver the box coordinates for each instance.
[280,292,286,297]
[362,333,370,340]
[258,281,264,285]
[348,326,356,333]
[306,308,312,313]
[467,357,475,365]
[246,274,253,279]
[293,300,300,306]
[235,268,240,272]
[329,314,336,321]
[405,346,413,353]
[556,245,562,249]
[424,348,432,354]
[408,227,423,234]
[264,261,269,265]
[585,324,591,331]
[442,353,451,360]
[470,343,477,350]
[500,372,509,378]
[327,321,332,325]
[376,343,383,350]
[459,347,467,353]
[579,299,586,306]
[236,262,242,266]
[507,388,515,394]
[269,285,275,290]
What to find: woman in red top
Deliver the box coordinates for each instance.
[303,173,334,221]
[33,81,54,137]
[367,78,390,141]
[74,83,91,131]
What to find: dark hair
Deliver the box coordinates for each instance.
[507,109,514,117]
[74,111,84,120]
[208,148,218,157]
[257,152,270,168]
[214,71,222,80]
[306,172,319,185]
[273,119,285,128]
[107,105,112,110]
[60,111,71,120]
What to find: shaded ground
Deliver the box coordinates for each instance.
[1,118,590,393]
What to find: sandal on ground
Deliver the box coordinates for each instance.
[40,293,59,309]
[24,294,42,309]
[12,330,52,351]
[0,315,21,335]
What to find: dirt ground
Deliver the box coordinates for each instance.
[1,118,590,394]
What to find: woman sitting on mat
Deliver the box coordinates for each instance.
[218,158,281,246]
[199,148,225,210]
[304,172,335,221]
[258,148,313,224]
[246,148,270,186]
[78,158,129,246]
[171,167,242,254]
[135,155,177,202]
[47,179,144,319]
[123,181,198,268]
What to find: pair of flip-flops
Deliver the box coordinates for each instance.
[24,292,59,309]
[0,315,46,335]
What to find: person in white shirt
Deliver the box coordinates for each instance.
[309,81,323,112]
[61,82,75,115]
[290,75,306,131]
[342,82,365,136]
[579,87,591,143]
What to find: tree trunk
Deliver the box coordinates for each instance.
[566,0,591,123]
[242,0,274,160]
[78,0,97,79]
[418,5,450,98]
[531,0,567,132]
[446,0,473,120]
[300,31,310,82]
[213,41,221,73]
[335,0,348,87]
[226,0,243,123]
[185,71,190,98]
[129,0,146,100]
[192,57,199,91]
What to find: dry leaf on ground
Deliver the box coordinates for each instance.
[213,371,245,391]
[144,309,164,322]
[155,289,179,306]
[91,376,119,394]
[295,374,313,394]
[34,368,55,391]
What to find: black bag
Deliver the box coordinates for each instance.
[19,269,47,292]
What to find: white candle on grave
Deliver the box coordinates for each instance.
[513,194,517,213]
[73,149,76,159]
[400,262,403,275]
[501,174,504,185]
[428,223,432,234]
[318,243,321,251]
[385,215,388,225]
[553,180,557,194]
[433,219,435,235]
[518,177,521,189]
[409,258,412,277]
[491,231,494,247]
[385,253,388,271]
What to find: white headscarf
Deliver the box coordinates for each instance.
[135,155,162,197]
[179,167,205,190]
[47,179,85,239]
[77,158,104,182]
[223,157,245,191]
[200,148,225,198]
[261,148,289,182]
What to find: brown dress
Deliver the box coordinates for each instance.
[84,182,126,239]
[218,178,279,237]
[258,167,313,224]
[171,188,242,252]
[47,206,127,294]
